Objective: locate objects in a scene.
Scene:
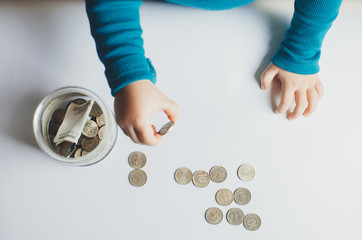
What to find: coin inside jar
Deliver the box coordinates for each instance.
[96,114,105,127]
[82,120,99,138]
[90,102,103,117]
[81,137,100,152]
[174,167,192,185]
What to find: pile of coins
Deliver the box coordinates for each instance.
[175,164,261,231]
[128,151,147,187]
[48,98,105,158]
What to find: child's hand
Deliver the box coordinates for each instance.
[260,63,324,120]
[114,80,179,146]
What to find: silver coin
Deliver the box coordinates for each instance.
[174,167,192,185]
[82,120,99,138]
[192,170,210,188]
[98,126,105,140]
[81,150,89,156]
[73,148,82,158]
[209,166,227,183]
[215,189,234,206]
[96,114,105,127]
[205,207,223,225]
[243,213,261,231]
[128,151,147,169]
[158,121,174,135]
[226,208,244,225]
[129,169,147,187]
[237,164,255,182]
[234,187,251,205]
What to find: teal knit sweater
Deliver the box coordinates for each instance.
[86,0,342,96]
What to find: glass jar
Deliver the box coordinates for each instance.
[33,86,117,166]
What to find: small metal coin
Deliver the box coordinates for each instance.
[51,108,66,122]
[81,137,100,152]
[174,167,192,185]
[77,135,85,146]
[81,150,89,156]
[215,188,234,206]
[48,119,61,136]
[243,213,261,231]
[234,187,251,205]
[158,121,174,136]
[205,207,223,225]
[58,141,76,157]
[209,166,227,183]
[90,102,103,117]
[73,148,82,158]
[129,169,147,187]
[98,126,105,140]
[192,170,210,188]
[226,208,244,225]
[128,151,147,169]
[96,114,105,127]
[237,164,255,182]
[82,120,99,138]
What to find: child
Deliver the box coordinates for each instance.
[85,0,342,146]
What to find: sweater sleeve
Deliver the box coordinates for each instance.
[85,0,156,96]
[271,0,342,75]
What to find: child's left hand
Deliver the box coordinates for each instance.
[260,63,324,120]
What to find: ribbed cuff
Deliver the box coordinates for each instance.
[105,55,157,96]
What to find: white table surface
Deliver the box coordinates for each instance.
[1,1,362,239]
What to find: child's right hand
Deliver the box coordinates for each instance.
[114,80,179,146]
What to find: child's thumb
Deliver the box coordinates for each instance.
[260,64,278,90]
[163,100,179,123]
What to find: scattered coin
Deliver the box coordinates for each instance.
[234,187,251,205]
[216,188,234,206]
[90,102,103,117]
[73,148,82,158]
[243,213,261,231]
[96,114,105,127]
[98,126,105,140]
[82,120,99,138]
[128,151,147,169]
[237,164,255,182]
[174,167,192,185]
[129,169,147,187]
[158,121,174,135]
[192,170,210,188]
[205,207,223,225]
[81,136,100,152]
[226,208,244,225]
[209,166,227,183]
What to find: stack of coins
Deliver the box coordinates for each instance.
[128,151,147,187]
[175,164,261,231]
[47,99,106,158]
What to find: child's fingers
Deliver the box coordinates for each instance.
[315,81,324,99]
[304,88,319,116]
[134,122,162,146]
[288,90,308,120]
[260,63,278,90]
[275,83,294,114]
[163,100,179,123]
